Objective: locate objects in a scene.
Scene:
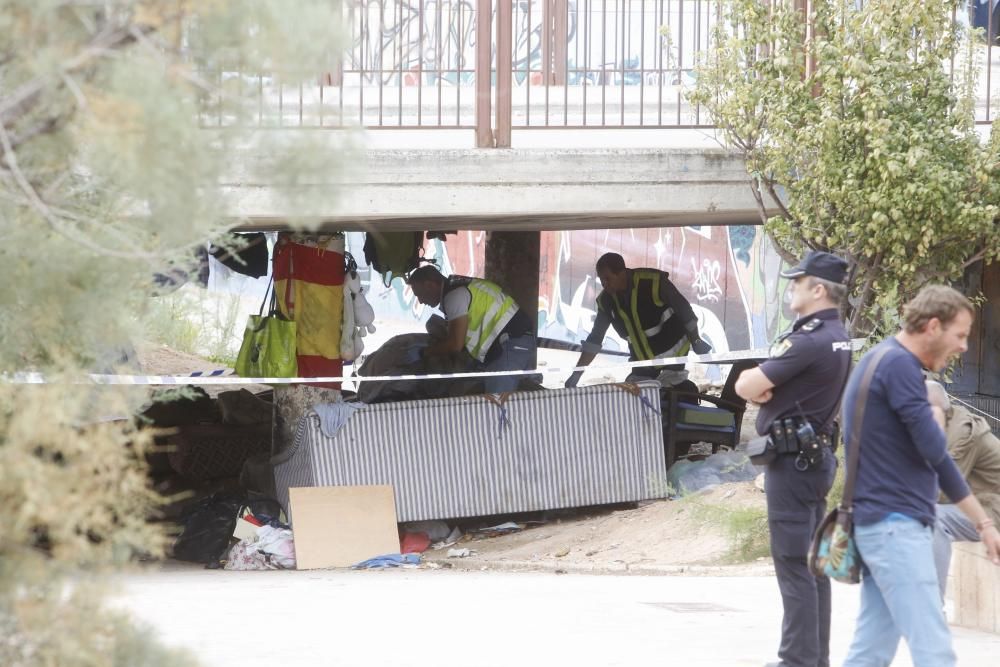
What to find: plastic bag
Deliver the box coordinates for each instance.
[173,494,244,564]
[172,493,283,565]
[234,314,297,378]
[255,525,296,569]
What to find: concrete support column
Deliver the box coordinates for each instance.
[484,231,540,368]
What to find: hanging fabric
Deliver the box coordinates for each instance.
[272,233,345,389]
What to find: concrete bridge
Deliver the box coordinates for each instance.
[223,139,764,232]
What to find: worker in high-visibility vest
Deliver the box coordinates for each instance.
[408,265,536,394]
[565,252,710,389]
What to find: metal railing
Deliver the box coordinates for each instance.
[507,0,716,129]
[200,1,1000,141]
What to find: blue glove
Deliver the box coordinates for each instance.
[564,370,584,388]
[691,338,712,355]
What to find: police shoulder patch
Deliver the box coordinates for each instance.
[771,338,794,358]
[800,318,824,333]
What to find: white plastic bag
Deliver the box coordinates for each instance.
[255,524,296,569]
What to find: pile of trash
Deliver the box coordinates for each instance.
[666,450,759,496]
[170,494,532,571]
[172,492,296,570]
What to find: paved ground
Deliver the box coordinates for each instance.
[116,564,1000,667]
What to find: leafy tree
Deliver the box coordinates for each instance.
[0,2,343,663]
[690,0,1000,335]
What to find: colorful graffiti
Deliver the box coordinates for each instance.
[346,226,796,376]
[344,0,702,88]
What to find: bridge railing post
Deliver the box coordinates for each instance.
[475,0,496,147]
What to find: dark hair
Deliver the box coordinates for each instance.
[902,285,974,334]
[406,265,443,285]
[595,252,626,274]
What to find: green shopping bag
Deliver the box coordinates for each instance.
[235,280,298,378]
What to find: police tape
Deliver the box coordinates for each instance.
[109,337,629,379]
[3,345,856,386]
[6,340,867,386]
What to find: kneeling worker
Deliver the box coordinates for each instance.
[407,266,536,394]
[564,252,710,389]
[926,380,1000,599]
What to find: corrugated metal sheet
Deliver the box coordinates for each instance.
[273,382,667,522]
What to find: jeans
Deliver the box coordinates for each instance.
[765,450,837,667]
[933,504,980,599]
[842,515,956,667]
[482,333,537,394]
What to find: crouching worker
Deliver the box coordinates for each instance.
[407,266,537,394]
[564,252,710,390]
[927,380,1000,600]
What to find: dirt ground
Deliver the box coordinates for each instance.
[136,343,267,397]
[422,481,771,575]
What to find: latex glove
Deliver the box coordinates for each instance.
[690,337,712,355]
[564,370,583,389]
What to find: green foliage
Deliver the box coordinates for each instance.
[1,2,345,662]
[686,497,771,563]
[145,286,245,365]
[691,0,1000,335]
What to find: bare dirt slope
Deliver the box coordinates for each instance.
[136,344,267,397]
[424,481,771,575]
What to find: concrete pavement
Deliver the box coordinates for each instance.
[116,564,1000,666]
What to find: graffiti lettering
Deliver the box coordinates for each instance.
[690,258,722,303]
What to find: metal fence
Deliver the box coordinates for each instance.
[200,1,1000,140]
[952,394,1000,438]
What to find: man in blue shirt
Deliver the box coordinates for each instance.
[841,285,1000,667]
[735,250,853,667]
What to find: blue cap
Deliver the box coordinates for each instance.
[780,250,848,284]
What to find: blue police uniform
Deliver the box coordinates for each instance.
[755,252,852,667]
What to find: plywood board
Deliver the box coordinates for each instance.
[289,485,399,569]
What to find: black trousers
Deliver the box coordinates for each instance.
[765,451,837,667]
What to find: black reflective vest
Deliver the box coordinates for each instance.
[596,268,688,361]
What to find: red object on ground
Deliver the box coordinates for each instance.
[400,531,431,554]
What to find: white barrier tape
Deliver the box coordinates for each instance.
[143,338,606,379]
[3,339,866,386]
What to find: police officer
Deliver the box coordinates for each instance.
[564,252,711,389]
[408,265,536,394]
[734,251,852,667]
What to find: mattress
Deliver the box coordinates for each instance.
[273,381,667,522]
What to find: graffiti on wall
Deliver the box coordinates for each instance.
[347,225,795,376]
[344,0,701,89]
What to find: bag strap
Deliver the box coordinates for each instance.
[257,277,274,317]
[840,343,894,512]
[284,247,295,319]
[817,352,853,436]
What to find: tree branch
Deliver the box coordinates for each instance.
[764,179,794,221]
[848,252,882,336]
[0,117,160,262]
[962,248,988,270]
[748,176,771,225]
[6,114,67,154]
[0,22,154,126]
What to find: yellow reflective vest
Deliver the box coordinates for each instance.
[444,277,519,362]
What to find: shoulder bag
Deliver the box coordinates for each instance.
[807,343,892,584]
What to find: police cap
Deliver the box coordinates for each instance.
[780,250,848,284]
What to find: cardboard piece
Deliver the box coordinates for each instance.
[289,485,399,569]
